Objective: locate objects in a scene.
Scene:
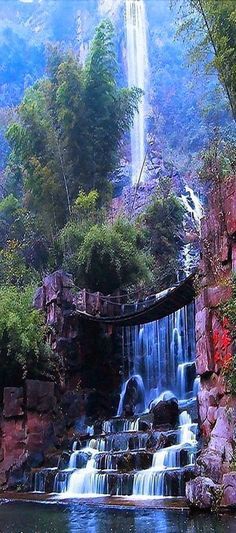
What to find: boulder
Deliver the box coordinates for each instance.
[222,472,236,507]
[121,376,145,415]
[186,476,223,510]
[196,449,223,483]
[3,387,24,418]
[150,397,179,429]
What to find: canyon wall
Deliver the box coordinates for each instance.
[187,175,236,509]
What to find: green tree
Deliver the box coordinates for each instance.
[140,179,186,289]
[176,0,236,121]
[0,284,55,392]
[6,21,142,237]
[60,217,153,294]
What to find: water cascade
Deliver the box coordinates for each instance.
[125,0,148,184]
[33,303,198,499]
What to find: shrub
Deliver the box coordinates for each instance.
[0,284,56,391]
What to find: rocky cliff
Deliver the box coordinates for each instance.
[186,175,236,509]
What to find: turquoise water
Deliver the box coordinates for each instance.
[0,502,235,533]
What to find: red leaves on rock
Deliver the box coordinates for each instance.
[212,315,232,368]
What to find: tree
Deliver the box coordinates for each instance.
[0,285,55,392]
[60,216,153,294]
[140,178,186,289]
[6,21,142,237]
[176,0,236,121]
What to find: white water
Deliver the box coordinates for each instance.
[181,185,203,228]
[125,0,148,184]
[118,304,196,413]
[133,410,197,496]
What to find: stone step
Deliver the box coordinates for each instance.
[33,465,195,496]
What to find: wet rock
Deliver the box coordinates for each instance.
[57,451,70,470]
[151,397,179,429]
[3,387,24,418]
[146,431,177,450]
[122,376,145,416]
[26,380,56,414]
[186,476,222,510]
[138,413,153,431]
[222,472,236,507]
[196,449,224,483]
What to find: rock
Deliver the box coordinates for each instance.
[186,476,222,510]
[150,397,179,429]
[3,387,24,418]
[2,419,26,471]
[33,286,45,310]
[222,472,236,507]
[121,376,145,416]
[26,412,55,457]
[196,449,224,483]
[137,413,153,432]
[26,380,56,413]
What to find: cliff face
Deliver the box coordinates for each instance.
[186,175,236,509]
[0,272,122,490]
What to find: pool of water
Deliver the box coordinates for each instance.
[0,501,236,533]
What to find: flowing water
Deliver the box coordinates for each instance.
[33,303,198,500]
[125,0,148,184]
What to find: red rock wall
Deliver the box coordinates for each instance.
[0,380,56,489]
[187,175,236,508]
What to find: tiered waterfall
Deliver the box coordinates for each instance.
[33,303,198,498]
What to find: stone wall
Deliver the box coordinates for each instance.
[186,175,236,509]
[0,380,56,489]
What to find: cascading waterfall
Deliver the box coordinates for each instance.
[119,303,195,411]
[125,0,148,184]
[33,303,197,499]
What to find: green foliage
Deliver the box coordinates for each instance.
[6,21,141,236]
[0,194,51,276]
[176,0,236,121]
[60,217,153,294]
[0,284,55,390]
[221,276,236,394]
[221,276,236,339]
[198,131,236,182]
[140,178,186,289]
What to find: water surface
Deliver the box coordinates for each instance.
[0,501,236,533]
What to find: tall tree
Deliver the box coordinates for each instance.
[176,0,236,121]
[6,21,142,237]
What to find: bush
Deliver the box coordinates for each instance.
[0,285,56,391]
[61,217,153,294]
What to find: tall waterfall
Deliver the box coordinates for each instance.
[125,0,148,184]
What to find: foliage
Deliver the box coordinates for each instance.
[140,178,186,289]
[6,21,141,236]
[60,217,153,294]
[221,276,236,394]
[198,130,236,182]
[0,284,55,390]
[0,194,51,275]
[175,0,236,121]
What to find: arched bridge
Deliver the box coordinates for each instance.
[71,273,196,327]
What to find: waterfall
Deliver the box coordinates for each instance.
[118,303,196,413]
[125,0,148,184]
[35,304,197,499]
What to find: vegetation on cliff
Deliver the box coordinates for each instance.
[0,285,55,391]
